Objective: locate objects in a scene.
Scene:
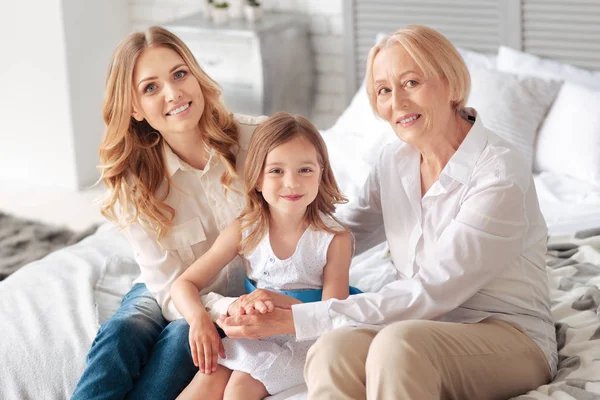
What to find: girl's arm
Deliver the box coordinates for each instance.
[321,232,354,301]
[171,219,242,320]
[170,219,242,374]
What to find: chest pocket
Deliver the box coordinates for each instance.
[159,217,207,265]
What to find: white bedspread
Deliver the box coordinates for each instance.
[0,223,137,399]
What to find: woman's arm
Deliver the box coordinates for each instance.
[291,179,530,341]
[321,232,353,301]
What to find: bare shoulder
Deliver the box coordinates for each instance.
[328,231,353,256]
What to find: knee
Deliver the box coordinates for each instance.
[366,321,435,368]
[307,327,359,366]
[224,372,255,393]
[97,313,162,348]
[306,327,374,379]
[157,319,192,358]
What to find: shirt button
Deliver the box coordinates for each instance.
[269,257,274,263]
[263,271,269,276]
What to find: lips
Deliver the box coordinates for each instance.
[281,195,303,201]
[166,101,191,116]
[397,113,422,126]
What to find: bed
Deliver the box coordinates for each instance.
[3,2,600,399]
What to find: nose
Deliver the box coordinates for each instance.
[284,173,300,189]
[392,89,409,110]
[164,82,182,102]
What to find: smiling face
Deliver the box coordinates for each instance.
[131,46,205,140]
[372,44,453,145]
[257,135,322,218]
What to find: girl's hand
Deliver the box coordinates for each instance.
[227,289,302,316]
[217,307,296,338]
[188,313,225,375]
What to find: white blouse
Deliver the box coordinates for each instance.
[123,114,267,321]
[291,109,557,374]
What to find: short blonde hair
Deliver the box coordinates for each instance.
[365,25,470,114]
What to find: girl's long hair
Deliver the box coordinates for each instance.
[239,112,348,255]
[99,26,239,240]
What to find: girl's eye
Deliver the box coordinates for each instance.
[377,87,390,96]
[144,83,157,94]
[174,70,187,79]
[300,168,313,173]
[269,168,282,174]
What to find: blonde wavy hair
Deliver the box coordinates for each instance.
[239,112,348,255]
[365,25,471,114]
[99,26,239,240]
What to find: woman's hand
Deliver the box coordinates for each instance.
[227,289,302,316]
[188,312,225,374]
[217,307,296,338]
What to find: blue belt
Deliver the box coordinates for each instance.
[244,277,362,304]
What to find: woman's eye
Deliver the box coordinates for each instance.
[174,70,187,79]
[377,87,390,96]
[406,80,418,88]
[144,83,157,93]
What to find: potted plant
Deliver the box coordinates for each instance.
[228,0,245,19]
[201,0,213,19]
[244,0,263,22]
[212,2,230,25]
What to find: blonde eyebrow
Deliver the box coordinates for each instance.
[137,63,187,87]
[265,160,318,168]
[374,70,418,85]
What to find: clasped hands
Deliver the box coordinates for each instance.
[190,289,298,375]
[216,289,298,339]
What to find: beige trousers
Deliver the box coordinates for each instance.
[304,319,551,400]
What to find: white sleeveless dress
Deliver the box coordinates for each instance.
[217,217,342,395]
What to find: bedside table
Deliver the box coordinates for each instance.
[165,12,314,117]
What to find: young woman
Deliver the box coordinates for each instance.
[217,25,556,399]
[171,113,357,399]
[71,26,268,400]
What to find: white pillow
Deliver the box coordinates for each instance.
[534,82,600,185]
[322,82,396,200]
[466,66,561,167]
[497,46,600,89]
[458,47,497,71]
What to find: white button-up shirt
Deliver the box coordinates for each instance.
[292,110,557,374]
[123,114,267,321]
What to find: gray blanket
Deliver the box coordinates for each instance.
[0,211,98,280]
[515,228,600,399]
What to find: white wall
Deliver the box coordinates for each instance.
[0,0,129,190]
[62,0,130,188]
[1,0,77,189]
[129,0,346,129]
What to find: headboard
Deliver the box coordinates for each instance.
[343,0,600,101]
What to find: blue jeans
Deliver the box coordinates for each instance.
[71,283,198,400]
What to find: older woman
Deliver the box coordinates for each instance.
[218,25,556,399]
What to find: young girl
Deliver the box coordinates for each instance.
[171,112,358,399]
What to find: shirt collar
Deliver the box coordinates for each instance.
[162,142,215,177]
[440,107,487,186]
